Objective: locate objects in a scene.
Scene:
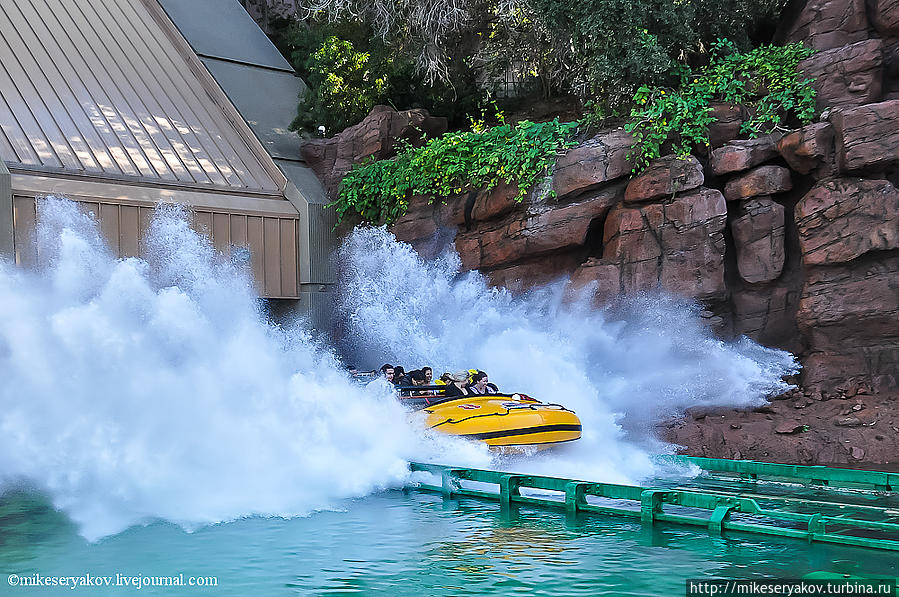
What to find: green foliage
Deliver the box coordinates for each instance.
[332,119,579,224]
[271,18,485,134]
[272,0,787,136]
[517,0,787,106]
[625,40,816,172]
[288,35,389,134]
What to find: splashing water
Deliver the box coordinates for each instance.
[0,200,798,539]
[336,226,800,481]
[0,198,488,541]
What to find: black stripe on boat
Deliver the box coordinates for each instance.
[456,424,582,441]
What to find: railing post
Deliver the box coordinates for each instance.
[807,513,826,538]
[565,482,589,513]
[499,475,524,506]
[708,503,735,534]
[641,490,666,525]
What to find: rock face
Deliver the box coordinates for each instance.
[797,255,899,391]
[776,123,835,175]
[795,179,899,265]
[381,122,897,394]
[624,155,703,202]
[872,0,899,35]
[706,103,746,147]
[710,136,780,176]
[723,165,792,201]
[831,99,899,173]
[794,178,899,392]
[732,286,800,350]
[552,129,632,198]
[300,106,447,197]
[732,198,786,283]
[784,0,869,51]
[596,188,728,300]
[455,182,625,271]
[798,39,883,110]
[884,38,899,99]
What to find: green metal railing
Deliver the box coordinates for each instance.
[408,461,899,552]
[662,456,899,491]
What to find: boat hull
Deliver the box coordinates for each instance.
[421,395,582,448]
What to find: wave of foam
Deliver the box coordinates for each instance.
[0,202,798,539]
[335,226,800,481]
[0,199,488,540]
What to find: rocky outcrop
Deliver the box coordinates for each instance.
[776,122,835,175]
[452,182,625,271]
[798,39,883,110]
[797,255,899,391]
[884,38,899,99]
[300,106,447,197]
[572,188,728,301]
[624,155,703,202]
[732,286,800,350]
[710,136,780,176]
[310,0,899,402]
[551,129,632,198]
[378,108,898,394]
[706,103,747,148]
[732,198,786,283]
[784,0,869,51]
[872,0,899,35]
[793,178,899,393]
[723,165,793,201]
[831,100,899,173]
[795,178,899,266]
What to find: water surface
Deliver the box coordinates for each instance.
[2,489,895,596]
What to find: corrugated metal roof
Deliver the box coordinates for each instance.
[0,0,281,193]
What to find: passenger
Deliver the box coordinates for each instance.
[435,372,453,386]
[410,369,427,386]
[393,366,408,385]
[467,370,496,395]
[410,369,440,396]
[443,371,472,397]
[379,363,395,383]
[422,367,433,385]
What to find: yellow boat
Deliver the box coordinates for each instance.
[401,390,582,449]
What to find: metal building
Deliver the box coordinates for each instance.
[0,0,334,321]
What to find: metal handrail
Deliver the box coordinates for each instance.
[659,455,899,491]
[408,462,899,552]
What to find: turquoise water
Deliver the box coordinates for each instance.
[2,489,896,596]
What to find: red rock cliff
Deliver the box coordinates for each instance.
[302,1,899,401]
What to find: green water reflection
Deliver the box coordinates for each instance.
[0,489,896,596]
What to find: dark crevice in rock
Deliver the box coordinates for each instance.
[583,212,608,259]
[462,190,477,231]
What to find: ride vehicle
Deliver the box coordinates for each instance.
[396,385,582,450]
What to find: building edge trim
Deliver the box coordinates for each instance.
[0,161,12,258]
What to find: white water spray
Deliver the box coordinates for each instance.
[0,201,798,539]
[0,199,488,540]
[336,227,800,481]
